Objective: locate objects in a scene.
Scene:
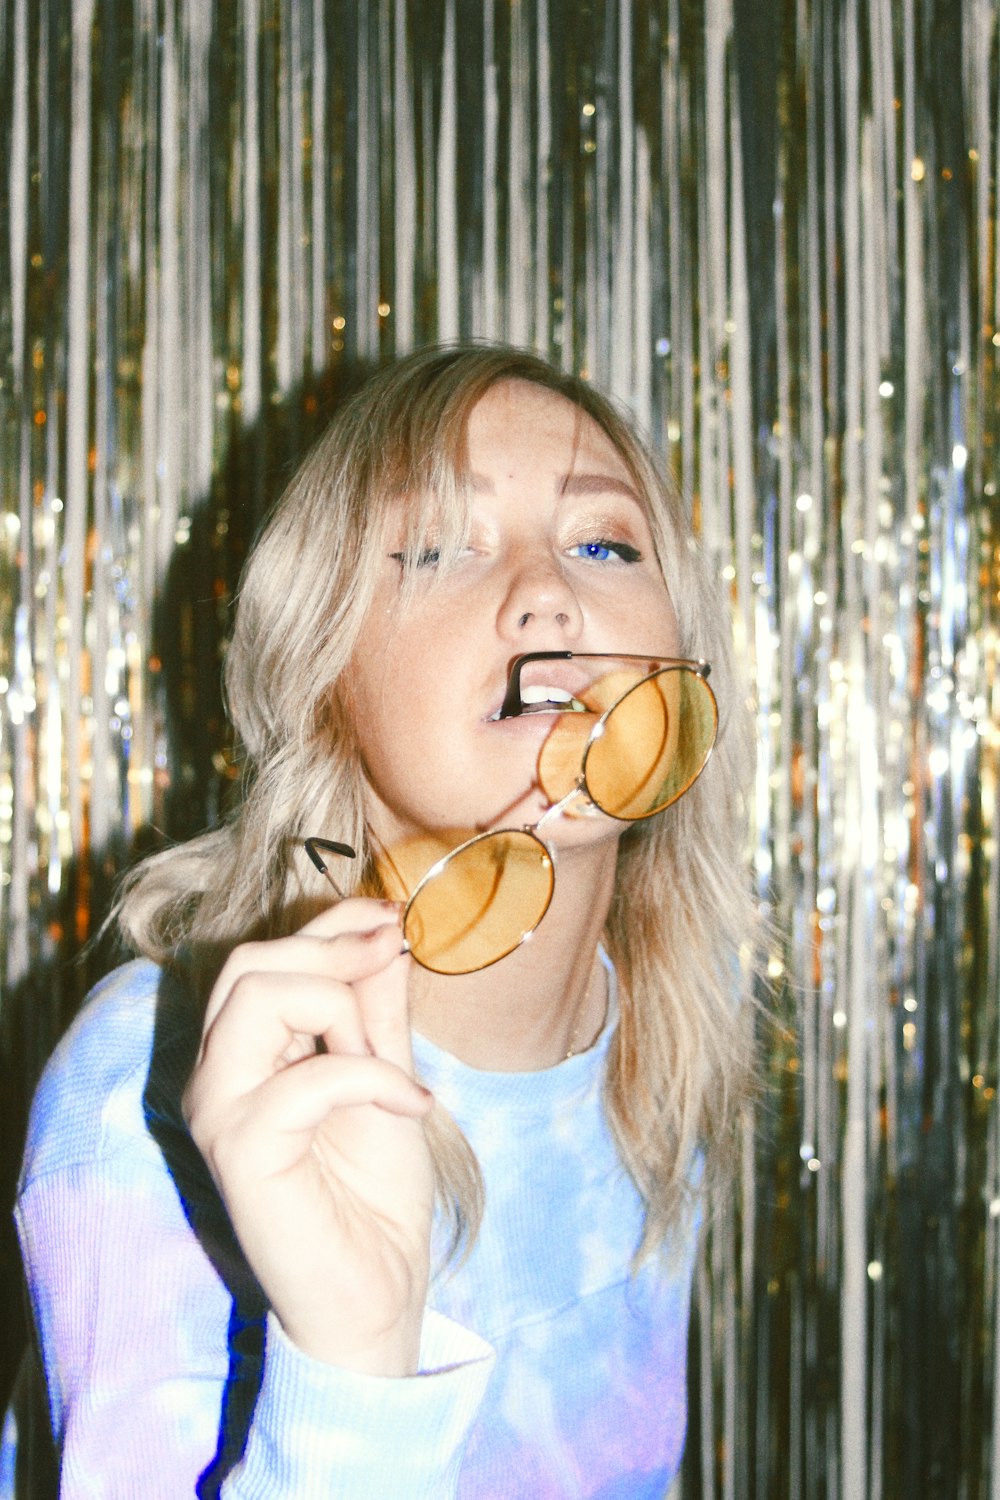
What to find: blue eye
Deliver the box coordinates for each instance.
[570,539,641,563]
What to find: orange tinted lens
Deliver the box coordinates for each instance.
[536,669,648,804]
[403,830,554,975]
[582,667,717,820]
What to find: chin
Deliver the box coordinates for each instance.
[544,815,622,851]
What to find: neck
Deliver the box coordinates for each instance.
[408,840,617,1071]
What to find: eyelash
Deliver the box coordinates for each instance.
[390,538,643,569]
[389,548,442,569]
[569,539,642,564]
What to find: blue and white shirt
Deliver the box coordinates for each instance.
[11,957,697,1497]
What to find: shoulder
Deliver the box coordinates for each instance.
[20,959,192,1186]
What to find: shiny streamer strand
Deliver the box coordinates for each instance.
[0,4,998,1497]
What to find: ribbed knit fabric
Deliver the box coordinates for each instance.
[11,957,697,1498]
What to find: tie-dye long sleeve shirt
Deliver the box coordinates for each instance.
[13,958,697,1498]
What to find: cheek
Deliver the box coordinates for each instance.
[617,577,679,652]
[344,586,464,762]
[342,638,452,808]
[372,599,478,733]
[343,593,425,722]
[339,646,404,784]
[358,584,457,673]
[661,600,682,654]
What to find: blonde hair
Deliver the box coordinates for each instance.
[117,344,758,1259]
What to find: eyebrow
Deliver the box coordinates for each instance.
[469,471,643,504]
[558,473,643,503]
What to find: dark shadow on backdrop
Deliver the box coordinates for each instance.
[0,357,378,1485]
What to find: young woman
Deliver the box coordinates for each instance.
[14,345,756,1497]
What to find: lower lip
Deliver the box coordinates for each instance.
[484,708,594,730]
[482,713,562,737]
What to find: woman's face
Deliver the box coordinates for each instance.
[344,379,680,876]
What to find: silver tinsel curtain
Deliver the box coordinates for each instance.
[0,1,997,1496]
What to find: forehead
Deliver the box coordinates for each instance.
[464,379,636,483]
[381,376,652,554]
[457,380,648,530]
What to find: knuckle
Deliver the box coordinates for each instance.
[181,1068,216,1134]
[228,941,275,983]
[221,967,291,1020]
[203,1129,239,1183]
[189,1102,250,1187]
[180,1078,196,1129]
[310,895,402,932]
[181,1081,210,1147]
[227,968,267,1005]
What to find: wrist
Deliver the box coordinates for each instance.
[275,1294,428,1377]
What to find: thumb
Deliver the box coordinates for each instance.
[354,947,416,1073]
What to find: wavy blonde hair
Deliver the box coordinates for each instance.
[117,344,758,1260]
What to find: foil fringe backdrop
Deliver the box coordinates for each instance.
[0,2,997,1496]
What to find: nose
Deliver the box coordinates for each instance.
[497,551,585,641]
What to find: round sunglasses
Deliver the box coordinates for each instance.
[306,651,718,975]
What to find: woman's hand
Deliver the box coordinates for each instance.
[182,900,435,1376]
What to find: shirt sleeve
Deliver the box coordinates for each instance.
[223,1313,494,1499]
[17,1137,493,1499]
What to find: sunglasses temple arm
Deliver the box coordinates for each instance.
[304,837,357,900]
[534,782,591,835]
[496,650,574,719]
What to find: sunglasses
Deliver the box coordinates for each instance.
[306,651,718,976]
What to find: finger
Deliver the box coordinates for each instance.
[205,920,404,1036]
[194,969,370,1098]
[298,897,405,940]
[214,1053,433,1181]
[352,947,416,1073]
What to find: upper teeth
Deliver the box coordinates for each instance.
[521,685,574,703]
[515,684,587,711]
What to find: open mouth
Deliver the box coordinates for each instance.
[487,663,598,721]
[487,684,590,720]
[514,685,589,715]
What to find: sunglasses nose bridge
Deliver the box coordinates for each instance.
[534,779,592,835]
[308,660,715,972]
